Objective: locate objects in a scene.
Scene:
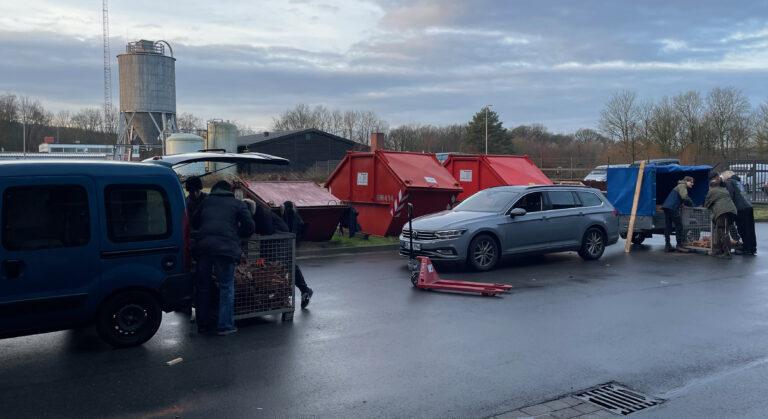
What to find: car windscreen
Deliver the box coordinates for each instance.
[454,189,519,212]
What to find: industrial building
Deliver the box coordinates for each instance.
[237,129,368,173]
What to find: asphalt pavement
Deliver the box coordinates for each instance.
[1,225,768,418]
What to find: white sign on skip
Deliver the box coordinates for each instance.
[357,172,369,186]
[424,176,437,184]
[459,169,473,182]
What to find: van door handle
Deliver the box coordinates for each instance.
[1,260,25,280]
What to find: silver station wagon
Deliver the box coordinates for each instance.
[400,185,620,271]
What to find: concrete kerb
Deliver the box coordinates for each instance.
[297,244,399,260]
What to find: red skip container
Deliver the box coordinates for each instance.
[326,145,462,237]
[442,154,552,202]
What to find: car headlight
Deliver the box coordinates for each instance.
[434,229,467,239]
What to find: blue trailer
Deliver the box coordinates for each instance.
[606,163,711,244]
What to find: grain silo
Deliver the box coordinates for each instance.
[117,40,177,156]
[207,120,238,174]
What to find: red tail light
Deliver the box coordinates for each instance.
[183,209,191,271]
[612,208,618,217]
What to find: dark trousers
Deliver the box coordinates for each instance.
[295,265,310,294]
[663,208,684,246]
[736,208,757,253]
[196,254,237,331]
[712,214,734,257]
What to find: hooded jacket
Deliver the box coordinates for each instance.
[704,186,737,221]
[724,176,752,210]
[661,180,693,211]
[192,189,255,260]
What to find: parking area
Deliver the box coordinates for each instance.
[1,225,767,418]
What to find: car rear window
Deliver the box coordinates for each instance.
[2,185,90,250]
[577,191,603,207]
[105,185,171,242]
[547,191,578,210]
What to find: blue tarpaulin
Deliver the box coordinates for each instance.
[607,164,712,216]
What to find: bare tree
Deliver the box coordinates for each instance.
[177,112,204,133]
[673,91,704,161]
[71,108,104,133]
[649,96,682,154]
[0,93,18,123]
[705,87,752,158]
[754,101,768,156]
[18,96,52,152]
[599,90,640,161]
[272,104,389,144]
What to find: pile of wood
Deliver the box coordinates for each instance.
[688,236,711,248]
[234,259,292,314]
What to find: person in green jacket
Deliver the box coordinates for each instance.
[704,178,738,259]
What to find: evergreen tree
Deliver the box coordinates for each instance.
[466,107,510,154]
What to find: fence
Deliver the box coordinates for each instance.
[725,160,768,205]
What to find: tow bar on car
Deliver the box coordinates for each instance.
[406,204,513,296]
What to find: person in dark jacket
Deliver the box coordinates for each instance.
[704,178,738,259]
[244,199,314,309]
[282,201,304,242]
[722,171,756,255]
[661,176,694,252]
[192,181,255,335]
[185,176,207,220]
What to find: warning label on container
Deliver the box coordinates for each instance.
[424,176,437,184]
[356,172,369,186]
[459,170,473,182]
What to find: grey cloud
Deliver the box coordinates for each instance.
[3,2,768,133]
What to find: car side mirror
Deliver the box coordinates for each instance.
[509,208,527,218]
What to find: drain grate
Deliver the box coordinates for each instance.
[574,382,663,416]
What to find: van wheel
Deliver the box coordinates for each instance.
[631,233,646,245]
[579,228,606,261]
[467,234,499,271]
[97,290,162,348]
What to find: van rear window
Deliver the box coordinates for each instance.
[105,185,171,242]
[2,185,90,250]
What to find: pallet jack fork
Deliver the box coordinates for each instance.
[410,256,513,296]
[405,204,512,297]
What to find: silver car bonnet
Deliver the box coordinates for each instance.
[409,210,499,231]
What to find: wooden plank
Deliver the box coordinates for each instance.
[624,160,647,253]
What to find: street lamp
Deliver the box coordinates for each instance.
[484,104,493,155]
[22,120,26,158]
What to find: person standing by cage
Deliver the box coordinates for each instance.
[661,176,695,252]
[704,178,738,259]
[244,199,314,309]
[722,171,757,256]
[193,181,255,335]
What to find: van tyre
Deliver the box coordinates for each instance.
[579,228,606,261]
[468,234,499,271]
[631,233,646,245]
[97,290,162,348]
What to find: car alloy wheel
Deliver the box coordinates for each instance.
[472,237,497,269]
[586,230,604,257]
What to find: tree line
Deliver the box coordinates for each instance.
[0,93,117,152]
[599,87,768,164]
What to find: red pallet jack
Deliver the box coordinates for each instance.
[405,204,513,296]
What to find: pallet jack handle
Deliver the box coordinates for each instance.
[407,203,414,261]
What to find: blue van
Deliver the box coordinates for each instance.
[0,152,287,347]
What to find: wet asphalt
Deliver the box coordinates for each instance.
[1,225,768,418]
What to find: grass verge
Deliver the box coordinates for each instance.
[754,205,768,221]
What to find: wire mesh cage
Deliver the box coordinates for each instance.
[234,233,295,321]
[681,207,712,252]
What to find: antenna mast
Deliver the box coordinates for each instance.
[102,0,112,133]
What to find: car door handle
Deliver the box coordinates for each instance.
[1,260,25,280]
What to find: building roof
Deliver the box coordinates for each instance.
[237,128,360,148]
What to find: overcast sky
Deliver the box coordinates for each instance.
[2,0,768,133]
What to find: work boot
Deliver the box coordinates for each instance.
[301,288,314,309]
[675,245,689,253]
[665,243,675,252]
